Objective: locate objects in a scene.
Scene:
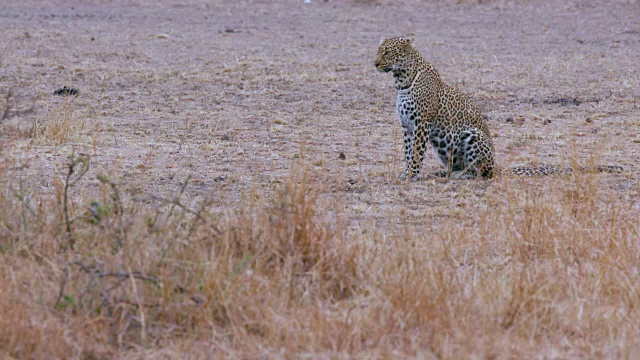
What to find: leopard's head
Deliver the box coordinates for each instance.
[374,37,414,73]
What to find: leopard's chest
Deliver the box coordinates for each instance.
[396,91,419,132]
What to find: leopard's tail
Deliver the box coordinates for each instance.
[502,164,623,177]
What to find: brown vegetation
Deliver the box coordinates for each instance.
[0,154,639,358]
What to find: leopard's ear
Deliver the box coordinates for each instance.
[400,37,415,51]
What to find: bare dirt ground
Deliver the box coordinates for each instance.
[1,0,640,358]
[2,0,638,228]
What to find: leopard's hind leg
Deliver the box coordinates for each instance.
[449,129,495,179]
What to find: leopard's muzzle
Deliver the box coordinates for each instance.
[374,60,391,73]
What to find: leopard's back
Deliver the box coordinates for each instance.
[434,82,492,139]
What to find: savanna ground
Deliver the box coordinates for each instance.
[1,0,639,358]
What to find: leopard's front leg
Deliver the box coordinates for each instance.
[409,118,428,182]
[399,127,414,180]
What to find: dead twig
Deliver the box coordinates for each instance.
[166,175,191,221]
[54,260,161,311]
[63,152,90,250]
[171,118,190,154]
[1,90,35,124]
[11,181,46,232]
[1,91,11,122]
[155,195,217,272]
[96,174,127,251]
[146,191,224,236]
[145,175,191,233]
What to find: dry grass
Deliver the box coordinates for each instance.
[0,155,639,358]
[28,98,83,145]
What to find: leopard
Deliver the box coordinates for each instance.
[374,37,623,180]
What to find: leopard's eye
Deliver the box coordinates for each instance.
[383,51,390,56]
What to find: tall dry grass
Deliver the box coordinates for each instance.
[0,88,99,147]
[28,97,95,146]
[0,156,638,358]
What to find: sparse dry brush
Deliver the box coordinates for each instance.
[0,154,639,358]
[0,88,95,147]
